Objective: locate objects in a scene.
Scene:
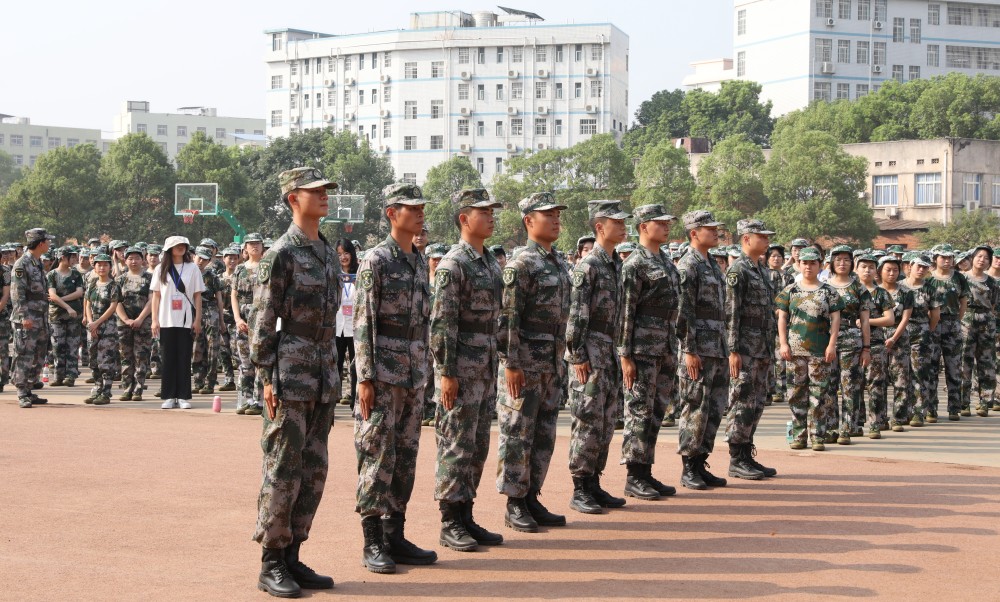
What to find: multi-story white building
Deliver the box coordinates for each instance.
[730,0,1000,115]
[0,117,102,168]
[264,9,629,185]
[681,58,735,93]
[111,101,266,161]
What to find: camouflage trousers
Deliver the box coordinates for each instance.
[253,397,335,549]
[787,355,834,444]
[13,321,49,397]
[885,334,912,425]
[0,319,11,385]
[567,365,618,478]
[724,354,769,445]
[50,318,82,381]
[835,346,864,433]
[771,334,786,402]
[219,316,235,382]
[354,381,424,517]
[118,320,151,395]
[908,323,936,420]
[862,344,888,430]
[928,317,964,416]
[434,376,495,503]
[88,322,119,394]
[149,334,160,374]
[621,353,677,466]
[423,351,436,422]
[496,365,562,498]
[79,329,90,366]
[191,313,221,389]
[961,315,996,410]
[235,329,255,403]
[677,355,728,458]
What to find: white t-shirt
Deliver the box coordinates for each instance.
[336,273,356,338]
[150,262,206,329]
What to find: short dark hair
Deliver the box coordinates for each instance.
[26,240,45,251]
[454,206,475,230]
[335,239,359,274]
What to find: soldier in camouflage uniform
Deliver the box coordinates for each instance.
[766,244,787,404]
[46,246,85,387]
[421,242,449,426]
[217,246,239,392]
[618,205,681,499]
[115,247,153,401]
[429,188,505,552]
[901,254,941,426]
[146,245,163,378]
[856,254,896,438]
[232,233,265,415]
[83,254,122,405]
[960,246,998,416]
[565,200,630,514]
[353,182,437,573]
[724,220,778,480]
[927,244,969,421]
[676,210,730,490]
[776,246,844,450]
[879,256,913,431]
[0,246,12,392]
[191,246,224,394]
[251,167,341,597]
[496,192,571,533]
[11,229,55,408]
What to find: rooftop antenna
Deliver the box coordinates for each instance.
[497,6,544,21]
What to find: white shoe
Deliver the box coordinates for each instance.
[178,399,192,409]
[161,398,178,409]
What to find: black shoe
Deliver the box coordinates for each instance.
[728,444,765,480]
[525,490,566,526]
[624,464,661,500]
[258,548,302,598]
[361,516,395,574]
[29,395,48,404]
[284,542,333,590]
[569,476,604,514]
[439,502,478,551]
[382,513,438,565]
[695,454,728,487]
[747,444,777,477]
[504,497,538,533]
[461,500,503,545]
[590,474,626,508]
[681,456,708,490]
[32,382,43,390]
[643,468,677,497]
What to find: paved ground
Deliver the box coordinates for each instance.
[3,380,1000,601]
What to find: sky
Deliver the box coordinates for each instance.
[1,1,733,134]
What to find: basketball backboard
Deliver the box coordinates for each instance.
[175,183,219,216]
[321,194,366,224]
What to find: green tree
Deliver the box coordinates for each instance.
[99,133,176,242]
[633,88,687,129]
[760,129,877,245]
[631,138,696,238]
[694,134,767,232]
[322,131,395,247]
[0,145,106,242]
[684,80,774,146]
[421,156,483,244]
[919,210,1000,248]
[0,150,22,195]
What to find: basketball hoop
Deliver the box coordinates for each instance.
[181,209,199,224]
[344,223,353,233]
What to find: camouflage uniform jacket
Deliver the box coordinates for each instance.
[725,251,775,359]
[964,273,1000,326]
[0,265,11,320]
[566,244,621,369]
[617,244,680,359]
[219,270,237,325]
[115,271,153,322]
[46,268,85,321]
[677,248,728,359]
[900,280,940,325]
[498,239,571,372]
[10,254,48,324]
[251,223,342,403]
[232,263,258,322]
[85,279,122,318]
[928,271,969,317]
[429,239,502,378]
[863,284,895,345]
[828,278,873,351]
[353,234,430,389]
[200,268,223,321]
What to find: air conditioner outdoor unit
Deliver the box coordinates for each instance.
[378,145,389,154]
[380,109,391,118]
[821,62,835,74]
[290,116,300,124]
[506,143,517,152]
[460,71,472,80]
[291,82,300,90]
[324,114,334,122]
[380,74,391,83]
[967,200,981,212]
[826,17,835,26]
[872,65,883,73]
[537,69,549,78]
[507,70,520,78]
[537,106,548,115]
[344,112,356,121]
[507,107,519,115]
[536,142,547,150]
[324,79,335,87]
[586,67,599,77]
[459,144,472,153]
[344,77,355,86]
[585,104,597,113]
[873,20,883,30]
[886,206,899,218]
[460,107,472,116]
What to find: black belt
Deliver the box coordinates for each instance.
[458,319,496,335]
[522,319,566,338]
[377,320,427,341]
[589,318,615,337]
[636,306,677,320]
[283,322,334,343]
[739,316,767,329]
[696,308,724,321]
[939,314,960,321]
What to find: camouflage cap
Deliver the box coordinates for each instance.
[587,200,631,220]
[789,238,810,248]
[25,228,55,244]
[279,166,338,196]
[576,235,596,249]
[993,247,1000,257]
[797,247,822,262]
[426,242,450,258]
[243,232,264,244]
[199,238,219,248]
[61,245,80,256]
[931,243,956,257]
[78,248,91,257]
[632,204,675,224]
[92,253,112,264]
[134,241,148,249]
[856,253,878,265]
[41,252,54,262]
[670,251,682,260]
[109,240,129,250]
[518,191,567,215]
[736,219,775,236]
[910,253,933,267]
[615,241,636,254]
[956,252,970,263]
[123,246,144,258]
[727,245,742,258]
[970,244,994,257]
[147,244,163,255]
[263,238,275,247]
[877,255,902,268]
[709,247,728,257]
[95,244,109,255]
[489,244,506,256]
[451,188,502,209]
[871,250,887,258]
[682,210,723,230]
[222,246,241,256]
[194,246,213,260]
[383,182,426,206]
[768,243,786,254]
[87,237,100,245]
[830,244,853,256]
[887,244,905,253]
[668,242,680,251]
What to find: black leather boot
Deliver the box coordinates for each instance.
[504,497,539,533]
[681,455,708,490]
[569,476,604,514]
[642,465,677,497]
[258,547,302,598]
[696,454,728,487]
[382,512,438,565]
[747,443,777,477]
[590,474,626,508]
[360,516,395,574]
[439,501,478,551]
[285,541,333,589]
[624,463,661,500]
[525,490,566,526]
[461,500,503,545]
[728,443,765,480]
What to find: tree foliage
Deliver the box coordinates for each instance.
[694,134,767,233]
[919,210,1000,248]
[0,150,22,195]
[631,139,696,238]
[421,156,483,244]
[98,133,176,242]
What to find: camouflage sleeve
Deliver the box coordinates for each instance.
[429,257,461,377]
[353,255,381,384]
[10,266,27,323]
[957,272,971,299]
[774,285,791,314]
[677,262,698,355]
[616,260,639,358]
[927,282,944,309]
[565,265,592,365]
[498,264,527,370]
[110,281,123,304]
[250,250,288,383]
[724,265,742,354]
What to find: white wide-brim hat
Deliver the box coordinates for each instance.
[163,235,190,252]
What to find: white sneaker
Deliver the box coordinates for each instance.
[161,398,178,409]
[178,399,192,409]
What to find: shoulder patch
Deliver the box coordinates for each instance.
[572,270,586,288]
[258,259,272,283]
[435,268,450,288]
[14,268,23,279]
[502,267,517,286]
[726,273,739,288]
[359,269,374,290]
